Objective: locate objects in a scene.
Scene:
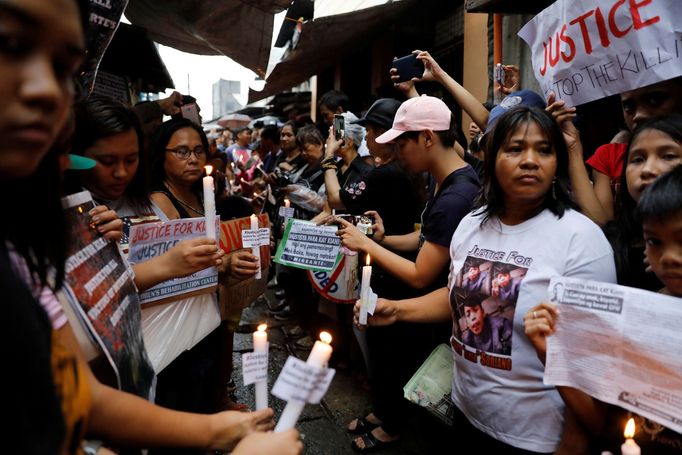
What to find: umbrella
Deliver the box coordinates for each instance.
[218,113,252,129]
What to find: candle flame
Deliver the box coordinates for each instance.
[257,323,267,332]
[366,254,371,266]
[624,418,636,439]
[78,206,83,214]
[319,331,332,344]
[205,165,213,175]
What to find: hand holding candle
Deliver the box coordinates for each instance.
[621,418,641,455]
[203,165,216,240]
[253,323,268,410]
[250,214,262,279]
[284,198,290,208]
[275,331,333,432]
[358,255,372,325]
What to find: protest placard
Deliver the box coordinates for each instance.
[544,277,682,433]
[307,254,359,303]
[274,219,342,272]
[242,351,269,386]
[61,191,154,399]
[518,0,682,106]
[128,217,219,306]
[217,214,271,318]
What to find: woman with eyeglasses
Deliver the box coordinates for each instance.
[150,118,211,219]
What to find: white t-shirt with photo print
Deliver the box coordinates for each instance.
[448,208,616,453]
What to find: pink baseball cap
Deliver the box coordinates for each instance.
[375,95,452,143]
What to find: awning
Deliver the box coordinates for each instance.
[248,0,414,103]
[465,0,555,14]
[98,23,174,93]
[125,0,292,76]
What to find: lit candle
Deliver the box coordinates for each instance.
[250,214,262,280]
[621,418,641,455]
[253,323,268,410]
[358,254,372,325]
[203,165,216,240]
[284,198,290,208]
[275,332,333,432]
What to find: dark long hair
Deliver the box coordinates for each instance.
[475,106,574,225]
[150,118,210,197]
[607,115,682,279]
[0,0,91,291]
[70,96,150,213]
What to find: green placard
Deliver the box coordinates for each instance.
[274,218,342,272]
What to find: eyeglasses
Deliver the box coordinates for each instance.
[165,146,206,160]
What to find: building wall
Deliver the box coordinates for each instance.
[462,11,489,136]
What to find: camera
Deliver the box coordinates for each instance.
[337,214,375,236]
[271,168,293,188]
[333,114,345,141]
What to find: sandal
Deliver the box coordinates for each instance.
[350,431,399,453]
[347,416,380,435]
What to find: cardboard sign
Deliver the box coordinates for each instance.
[274,219,342,272]
[61,191,154,399]
[128,217,219,305]
[217,214,271,318]
[518,0,682,105]
[271,356,336,404]
[241,351,269,386]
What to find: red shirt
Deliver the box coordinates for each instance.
[586,142,627,182]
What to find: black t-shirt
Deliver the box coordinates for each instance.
[340,160,422,236]
[420,165,480,288]
[337,155,372,199]
[1,250,65,454]
[339,160,424,300]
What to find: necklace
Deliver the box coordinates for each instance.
[164,183,204,216]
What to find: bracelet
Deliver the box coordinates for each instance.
[321,157,338,169]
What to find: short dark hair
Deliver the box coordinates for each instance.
[260,124,280,145]
[475,106,575,225]
[150,118,210,196]
[398,113,459,148]
[319,90,349,112]
[637,164,682,225]
[296,125,324,148]
[71,96,150,213]
[462,294,485,308]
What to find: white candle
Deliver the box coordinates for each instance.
[284,198,290,208]
[621,418,641,455]
[253,323,268,410]
[275,332,333,432]
[250,214,262,280]
[358,254,372,325]
[203,165,216,240]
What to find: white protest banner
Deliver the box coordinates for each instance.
[128,217,218,305]
[274,219,342,272]
[518,0,682,106]
[241,228,270,248]
[241,351,269,386]
[544,277,682,433]
[271,356,336,404]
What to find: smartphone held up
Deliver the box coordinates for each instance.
[392,53,425,83]
[333,114,345,141]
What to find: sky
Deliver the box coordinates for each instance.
[156,12,286,121]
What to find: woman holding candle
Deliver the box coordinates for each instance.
[0,0,302,453]
[361,106,617,453]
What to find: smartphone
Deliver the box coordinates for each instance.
[494,63,505,86]
[392,54,424,83]
[333,114,345,141]
[180,102,201,126]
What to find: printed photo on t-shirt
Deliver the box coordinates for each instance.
[450,256,528,369]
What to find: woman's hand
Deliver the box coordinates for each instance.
[363,210,385,244]
[208,408,276,452]
[353,297,398,328]
[231,429,303,455]
[325,126,344,159]
[335,216,372,252]
[278,162,294,173]
[545,91,581,154]
[414,49,447,83]
[165,238,224,278]
[90,206,123,242]
[496,64,520,96]
[225,249,259,279]
[523,301,560,364]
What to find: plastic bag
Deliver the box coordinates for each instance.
[285,184,326,212]
[403,343,455,425]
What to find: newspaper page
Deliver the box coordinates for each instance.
[544,277,682,433]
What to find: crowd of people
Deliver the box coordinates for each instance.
[4,0,682,454]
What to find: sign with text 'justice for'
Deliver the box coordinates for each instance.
[518,0,682,106]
